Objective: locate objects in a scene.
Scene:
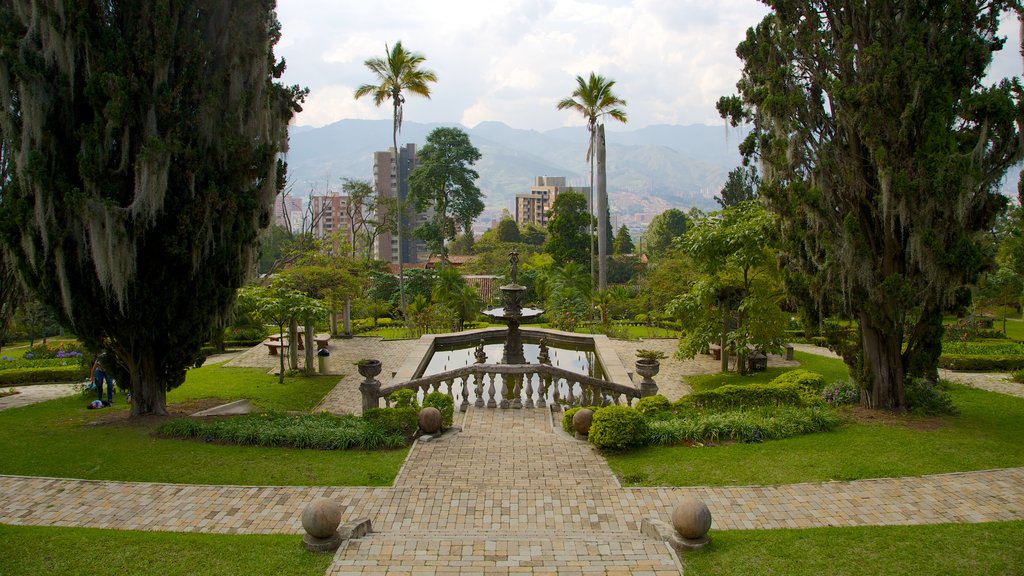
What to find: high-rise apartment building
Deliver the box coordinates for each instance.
[515,176,591,227]
[309,195,357,245]
[373,144,429,264]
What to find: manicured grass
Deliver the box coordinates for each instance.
[1003,317,1024,341]
[0,364,408,485]
[166,362,338,412]
[687,351,850,392]
[608,383,1024,486]
[684,521,1023,576]
[0,524,331,576]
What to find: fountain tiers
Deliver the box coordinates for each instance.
[481,252,543,365]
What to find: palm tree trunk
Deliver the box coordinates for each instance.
[596,124,608,291]
[393,105,406,314]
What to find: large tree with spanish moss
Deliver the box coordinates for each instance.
[718,1,1024,410]
[0,1,304,416]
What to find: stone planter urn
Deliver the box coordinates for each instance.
[635,359,661,397]
[357,359,382,380]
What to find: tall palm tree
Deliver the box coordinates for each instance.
[557,72,627,292]
[354,41,437,314]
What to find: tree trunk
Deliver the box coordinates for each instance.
[859,312,906,411]
[277,324,285,384]
[343,297,352,337]
[288,318,298,371]
[126,353,168,417]
[304,320,314,375]
[329,311,338,337]
[720,324,729,373]
[596,124,608,291]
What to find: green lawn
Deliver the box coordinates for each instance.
[684,521,1023,576]
[0,524,331,576]
[609,382,1024,486]
[687,351,850,392]
[0,363,407,485]
[1003,317,1024,341]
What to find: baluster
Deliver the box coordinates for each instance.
[421,383,430,403]
[474,371,485,408]
[459,376,470,412]
[565,378,576,407]
[549,375,560,410]
[512,373,524,409]
[536,373,546,409]
[487,373,497,408]
[500,374,511,409]
[523,373,534,409]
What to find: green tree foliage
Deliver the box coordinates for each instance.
[557,72,627,291]
[237,280,327,383]
[431,267,482,330]
[544,191,592,266]
[354,41,437,312]
[643,209,689,257]
[612,224,634,255]
[408,127,483,263]
[718,1,1024,409]
[715,165,759,209]
[520,223,548,246]
[669,203,788,375]
[0,1,303,415]
[341,178,398,261]
[496,218,522,243]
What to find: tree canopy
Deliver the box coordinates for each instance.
[0,1,303,416]
[613,224,634,255]
[544,190,592,267]
[408,127,483,264]
[716,165,759,209]
[718,0,1024,409]
[643,209,689,257]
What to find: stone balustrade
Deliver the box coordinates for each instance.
[361,362,647,413]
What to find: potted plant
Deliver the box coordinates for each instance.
[355,358,382,379]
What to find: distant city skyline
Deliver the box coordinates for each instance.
[277,1,1023,132]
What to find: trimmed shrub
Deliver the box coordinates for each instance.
[634,394,672,416]
[423,392,454,428]
[905,379,959,416]
[821,380,860,406]
[937,354,1024,371]
[388,388,419,409]
[588,405,649,451]
[363,407,420,438]
[0,366,88,385]
[156,412,405,450]
[770,369,825,390]
[1012,369,1024,384]
[941,341,1024,355]
[646,406,841,446]
[678,382,803,411]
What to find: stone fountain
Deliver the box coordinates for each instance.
[481,251,543,365]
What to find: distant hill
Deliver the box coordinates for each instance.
[285,119,749,226]
[285,119,1021,228]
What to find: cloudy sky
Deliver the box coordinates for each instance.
[276,1,1023,131]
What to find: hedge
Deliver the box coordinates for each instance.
[938,354,1024,371]
[588,405,649,451]
[677,382,804,411]
[362,407,419,438]
[0,366,89,386]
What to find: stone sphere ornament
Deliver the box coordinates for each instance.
[418,406,442,434]
[572,408,594,439]
[671,496,712,549]
[301,497,343,552]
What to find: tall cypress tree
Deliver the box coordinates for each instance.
[0,1,304,416]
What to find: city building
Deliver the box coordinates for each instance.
[514,176,591,227]
[309,195,357,245]
[273,195,305,230]
[373,144,430,264]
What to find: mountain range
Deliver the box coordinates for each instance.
[285,119,749,228]
[285,119,1022,230]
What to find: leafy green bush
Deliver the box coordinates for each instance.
[905,379,959,416]
[937,354,1024,371]
[588,405,649,451]
[770,369,825,390]
[821,380,860,406]
[634,394,672,416]
[941,341,1024,355]
[227,325,268,342]
[1012,370,1024,384]
[157,412,405,450]
[678,382,803,411]
[388,388,419,408]
[646,406,841,446]
[363,407,419,438]
[0,366,88,385]
[422,392,454,428]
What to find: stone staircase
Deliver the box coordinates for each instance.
[325,407,682,575]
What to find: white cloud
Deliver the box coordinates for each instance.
[276,1,1021,130]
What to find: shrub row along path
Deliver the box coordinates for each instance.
[1,338,1023,574]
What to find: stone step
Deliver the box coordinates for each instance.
[326,532,681,575]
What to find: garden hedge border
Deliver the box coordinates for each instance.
[0,366,88,386]
[938,354,1024,371]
